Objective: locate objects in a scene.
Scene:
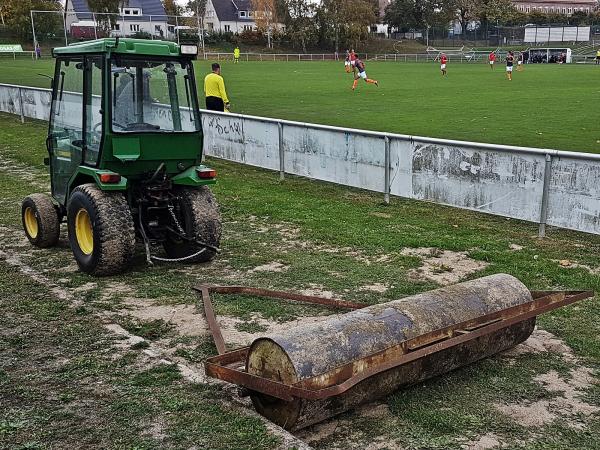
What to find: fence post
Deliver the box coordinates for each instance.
[538,153,553,237]
[278,121,285,181]
[18,88,25,124]
[384,136,390,204]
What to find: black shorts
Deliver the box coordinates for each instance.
[205,96,225,112]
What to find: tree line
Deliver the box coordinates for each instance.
[384,0,600,35]
[1,0,599,49]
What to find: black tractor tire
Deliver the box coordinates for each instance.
[21,193,61,248]
[163,186,221,263]
[67,184,136,276]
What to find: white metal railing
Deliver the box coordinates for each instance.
[1,82,599,237]
[204,52,473,62]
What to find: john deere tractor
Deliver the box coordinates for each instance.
[21,38,221,276]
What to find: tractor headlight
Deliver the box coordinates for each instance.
[180,45,198,56]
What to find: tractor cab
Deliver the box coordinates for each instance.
[22,39,221,276]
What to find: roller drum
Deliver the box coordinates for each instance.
[246,274,535,430]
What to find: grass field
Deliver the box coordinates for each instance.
[1,111,600,449]
[1,58,599,153]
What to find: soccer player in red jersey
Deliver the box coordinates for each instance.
[352,58,378,90]
[489,51,496,70]
[440,53,448,76]
[349,49,357,73]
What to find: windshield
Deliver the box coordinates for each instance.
[111,57,200,133]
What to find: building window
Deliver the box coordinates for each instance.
[243,25,252,31]
[112,23,121,31]
[240,11,246,17]
[132,10,139,15]
[224,24,231,32]
[130,24,140,32]
[248,11,254,17]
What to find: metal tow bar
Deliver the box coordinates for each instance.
[195,286,593,402]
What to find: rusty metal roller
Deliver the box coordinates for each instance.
[246,273,535,430]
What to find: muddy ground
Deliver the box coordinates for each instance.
[1,114,600,449]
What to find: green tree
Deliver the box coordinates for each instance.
[283,0,316,52]
[87,0,121,13]
[527,10,548,25]
[384,0,454,32]
[4,0,62,40]
[384,0,422,31]
[344,0,377,47]
[321,0,376,52]
[163,0,182,16]
[568,10,588,25]
[478,0,518,26]
[187,0,208,17]
[452,0,478,35]
[87,0,122,29]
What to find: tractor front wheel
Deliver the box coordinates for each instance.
[163,186,221,263]
[21,194,61,248]
[67,184,135,276]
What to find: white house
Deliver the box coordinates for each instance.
[203,0,282,34]
[66,0,171,39]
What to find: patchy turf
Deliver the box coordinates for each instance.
[2,59,600,153]
[1,112,600,449]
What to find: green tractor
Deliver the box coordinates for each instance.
[21,38,221,276]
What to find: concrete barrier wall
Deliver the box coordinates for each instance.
[2,82,599,236]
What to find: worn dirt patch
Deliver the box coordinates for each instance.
[463,433,501,450]
[401,247,488,285]
[120,297,208,337]
[502,328,575,360]
[300,284,336,299]
[495,366,599,429]
[359,283,389,294]
[552,259,600,275]
[249,261,288,273]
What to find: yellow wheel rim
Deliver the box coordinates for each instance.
[24,207,39,239]
[75,208,94,255]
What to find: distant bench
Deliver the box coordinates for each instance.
[0,45,35,60]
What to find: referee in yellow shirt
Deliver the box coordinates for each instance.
[204,63,230,112]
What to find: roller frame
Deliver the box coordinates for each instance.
[196,285,593,403]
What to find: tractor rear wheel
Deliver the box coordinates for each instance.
[163,186,221,263]
[67,184,135,276]
[21,194,61,248]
